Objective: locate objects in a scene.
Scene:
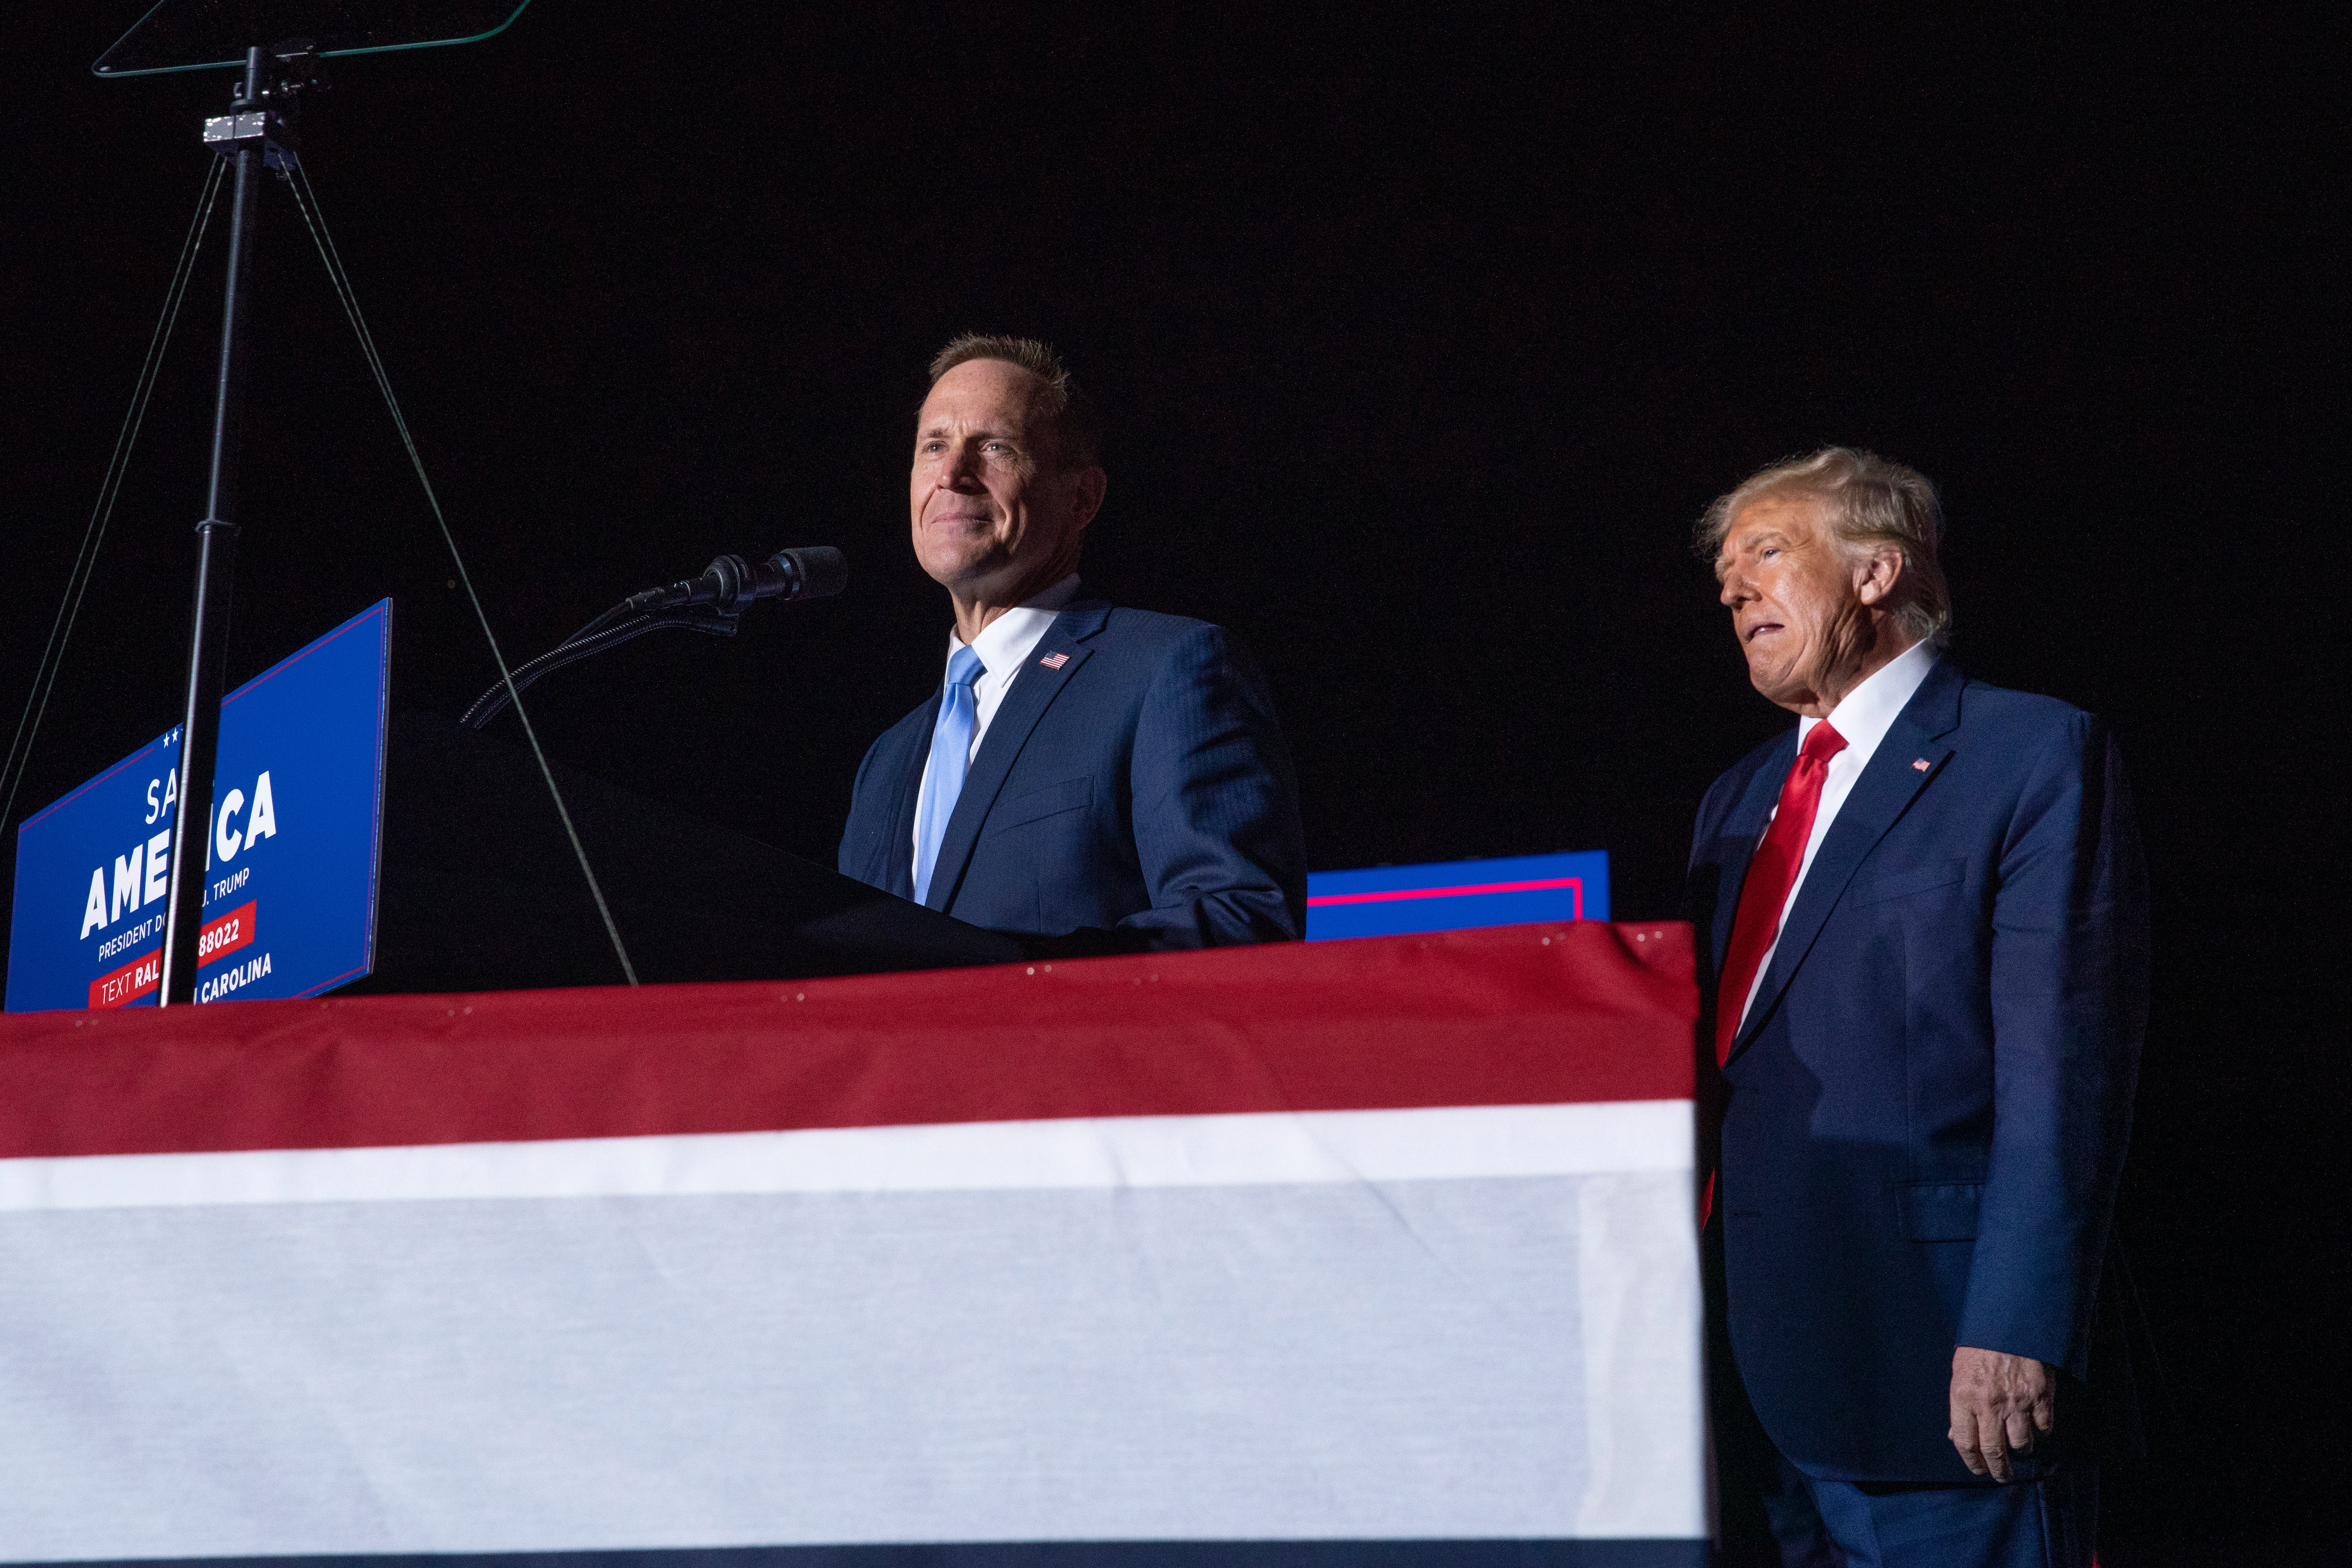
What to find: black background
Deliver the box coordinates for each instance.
[1,6,2339,1558]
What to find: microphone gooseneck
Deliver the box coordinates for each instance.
[460,546,847,730]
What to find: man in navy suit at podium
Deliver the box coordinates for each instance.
[839,335,1305,949]
[1690,449,2147,1566]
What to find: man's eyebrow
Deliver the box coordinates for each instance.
[1714,527,1785,578]
[916,422,1016,440]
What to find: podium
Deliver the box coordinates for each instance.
[351,710,1027,995]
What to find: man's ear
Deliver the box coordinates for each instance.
[1069,465,1108,532]
[1855,546,1905,606]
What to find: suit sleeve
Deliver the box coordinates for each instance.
[1957,713,2149,1376]
[1115,624,1308,948]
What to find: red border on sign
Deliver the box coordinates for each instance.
[1308,877,1583,918]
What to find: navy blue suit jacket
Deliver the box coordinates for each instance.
[839,601,1306,948]
[1689,657,2148,1482]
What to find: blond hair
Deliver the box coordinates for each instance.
[1699,446,1952,645]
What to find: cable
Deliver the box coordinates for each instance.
[279,146,638,986]
[0,159,227,835]
[460,608,741,730]
[461,614,664,729]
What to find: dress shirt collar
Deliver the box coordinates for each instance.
[1797,637,1939,763]
[947,574,1082,681]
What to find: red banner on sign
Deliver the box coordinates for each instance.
[88,949,162,1010]
[86,901,258,1010]
[197,901,258,967]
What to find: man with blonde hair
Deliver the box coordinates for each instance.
[1690,448,2146,1565]
[838,334,1305,948]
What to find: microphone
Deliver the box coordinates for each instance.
[458,546,848,730]
[622,545,848,615]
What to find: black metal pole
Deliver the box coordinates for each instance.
[159,47,263,1007]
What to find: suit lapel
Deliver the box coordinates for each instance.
[1726,659,1966,1066]
[1711,735,1799,976]
[878,699,935,900]
[923,603,1109,913]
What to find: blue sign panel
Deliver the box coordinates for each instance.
[1305,848,1610,941]
[6,601,391,1012]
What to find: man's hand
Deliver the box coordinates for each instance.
[1949,1346,2054,1482]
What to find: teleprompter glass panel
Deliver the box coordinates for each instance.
[96,0,533,77]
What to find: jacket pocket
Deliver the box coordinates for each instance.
[1849,858,1966,908]
[985,775,1093,837]
[1896,1180,1982,1241]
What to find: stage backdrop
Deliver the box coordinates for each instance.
[0,922,1705,1567]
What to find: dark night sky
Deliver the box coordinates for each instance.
[2,5,2339,1556]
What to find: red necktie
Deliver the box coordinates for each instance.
[1714,720,1848,1066]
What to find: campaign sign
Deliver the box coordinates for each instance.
[1305,848,1610,941]
[5,601,391,1012]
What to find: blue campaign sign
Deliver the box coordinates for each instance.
[6,601,391,1012]
[1304,848,1610,941]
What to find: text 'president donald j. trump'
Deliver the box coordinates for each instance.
[839,335,1306,949]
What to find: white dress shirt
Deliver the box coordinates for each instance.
[1735,638,1940,1030]
[911,574,1083,863]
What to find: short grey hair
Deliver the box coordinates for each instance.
[927,333,1101,470]
[1698,446,1953,646]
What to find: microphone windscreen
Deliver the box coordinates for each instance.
[777,546,847,600]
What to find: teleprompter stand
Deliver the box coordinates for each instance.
[94,5,536,1002]
[154,46,279,1007]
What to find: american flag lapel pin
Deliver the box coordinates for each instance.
[1039,652,1068,670]
[1911,757,1932,773]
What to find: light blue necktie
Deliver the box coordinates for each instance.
[912,643,985,906]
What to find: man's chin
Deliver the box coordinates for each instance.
[1745,660,1810,711]
[916,550,1005,590]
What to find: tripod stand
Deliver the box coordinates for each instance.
[73,3,631,1001]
